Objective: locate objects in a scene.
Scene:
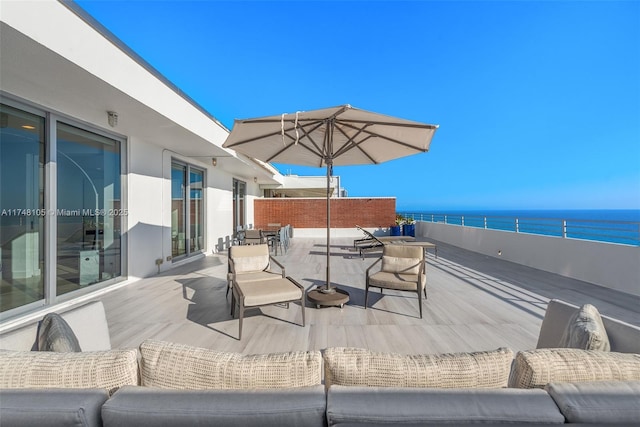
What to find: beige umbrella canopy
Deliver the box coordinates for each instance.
[223,105,438,305]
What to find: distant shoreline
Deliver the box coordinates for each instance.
[398,209,640,222]
[397,209,640,246]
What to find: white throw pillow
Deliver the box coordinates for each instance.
[140,339,322,389]
[558,304,610,351]
[324,347,513,389]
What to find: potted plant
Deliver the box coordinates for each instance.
[390,214,404,236]
[402,216,415,237]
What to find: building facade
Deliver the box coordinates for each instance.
[0,0,283,321]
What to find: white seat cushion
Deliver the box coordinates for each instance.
[236,278,302,306]
[235,270,282,283]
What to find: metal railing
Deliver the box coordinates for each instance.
[398,212,640,246]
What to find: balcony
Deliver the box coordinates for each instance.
[95,236,639,353]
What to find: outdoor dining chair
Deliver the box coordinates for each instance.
[365,244,427,318]
[243,229,264,245]
[232,225,245,246]
[227,244,305,339]
[267,226,289,255]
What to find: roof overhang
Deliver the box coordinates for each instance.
[0,0,281,184]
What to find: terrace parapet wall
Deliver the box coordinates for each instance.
[254,197,395,229]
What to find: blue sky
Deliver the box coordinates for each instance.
[76,0,639,211]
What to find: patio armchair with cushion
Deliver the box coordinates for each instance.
[227,243,285,297]
[365,244,427,318]
[227,244,305,339]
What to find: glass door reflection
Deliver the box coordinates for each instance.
[0,104,45,312]
[56,123,121,295]
[171,163,187,258]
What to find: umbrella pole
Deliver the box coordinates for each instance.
[306,120,348,307]
[306,160,349,307]
[325,162,331,291]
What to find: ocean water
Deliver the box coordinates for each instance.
[398,209,640,246]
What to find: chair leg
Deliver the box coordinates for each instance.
[364,280,369,309]
[230,292,235,317]
[238,300,244,340]
[300,293,306,327]
[417,287,423,319]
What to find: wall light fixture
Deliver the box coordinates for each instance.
[107,111,118,127]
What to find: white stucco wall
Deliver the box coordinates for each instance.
[128,144,262,274]
[417,221,640,296]
[126,139,164,279]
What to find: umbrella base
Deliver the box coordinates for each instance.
[307,287,349,308]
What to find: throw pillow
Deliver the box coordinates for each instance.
[139,339,322,389]
[381,256,421,275]
[0,349,139,395]
[509,348,640,389]
[558,304,610,351]
[233,255,270,274]
[37,312,82,352]
[323,347,514,389]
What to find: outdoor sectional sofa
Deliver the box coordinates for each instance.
[1,299,640,426]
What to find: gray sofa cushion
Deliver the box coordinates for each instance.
[326,385,565,425]
[102,385,326,427]
[545,381,640,424]
[0,388,108,427]
[37,312,82,352]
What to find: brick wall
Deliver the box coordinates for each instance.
[254,198,396,229]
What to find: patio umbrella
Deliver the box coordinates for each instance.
[222,105,438,305]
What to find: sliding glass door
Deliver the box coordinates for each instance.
[233,179,246,232]
[0,104,45,312]
[171,161,204,259]
[56,123,121,294]
[171,163,186,258]
[190,169,204,252]
[1,101,124,316]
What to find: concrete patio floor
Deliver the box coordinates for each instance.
[98,237,640,354]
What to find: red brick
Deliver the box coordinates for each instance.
[254,198,395,229]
